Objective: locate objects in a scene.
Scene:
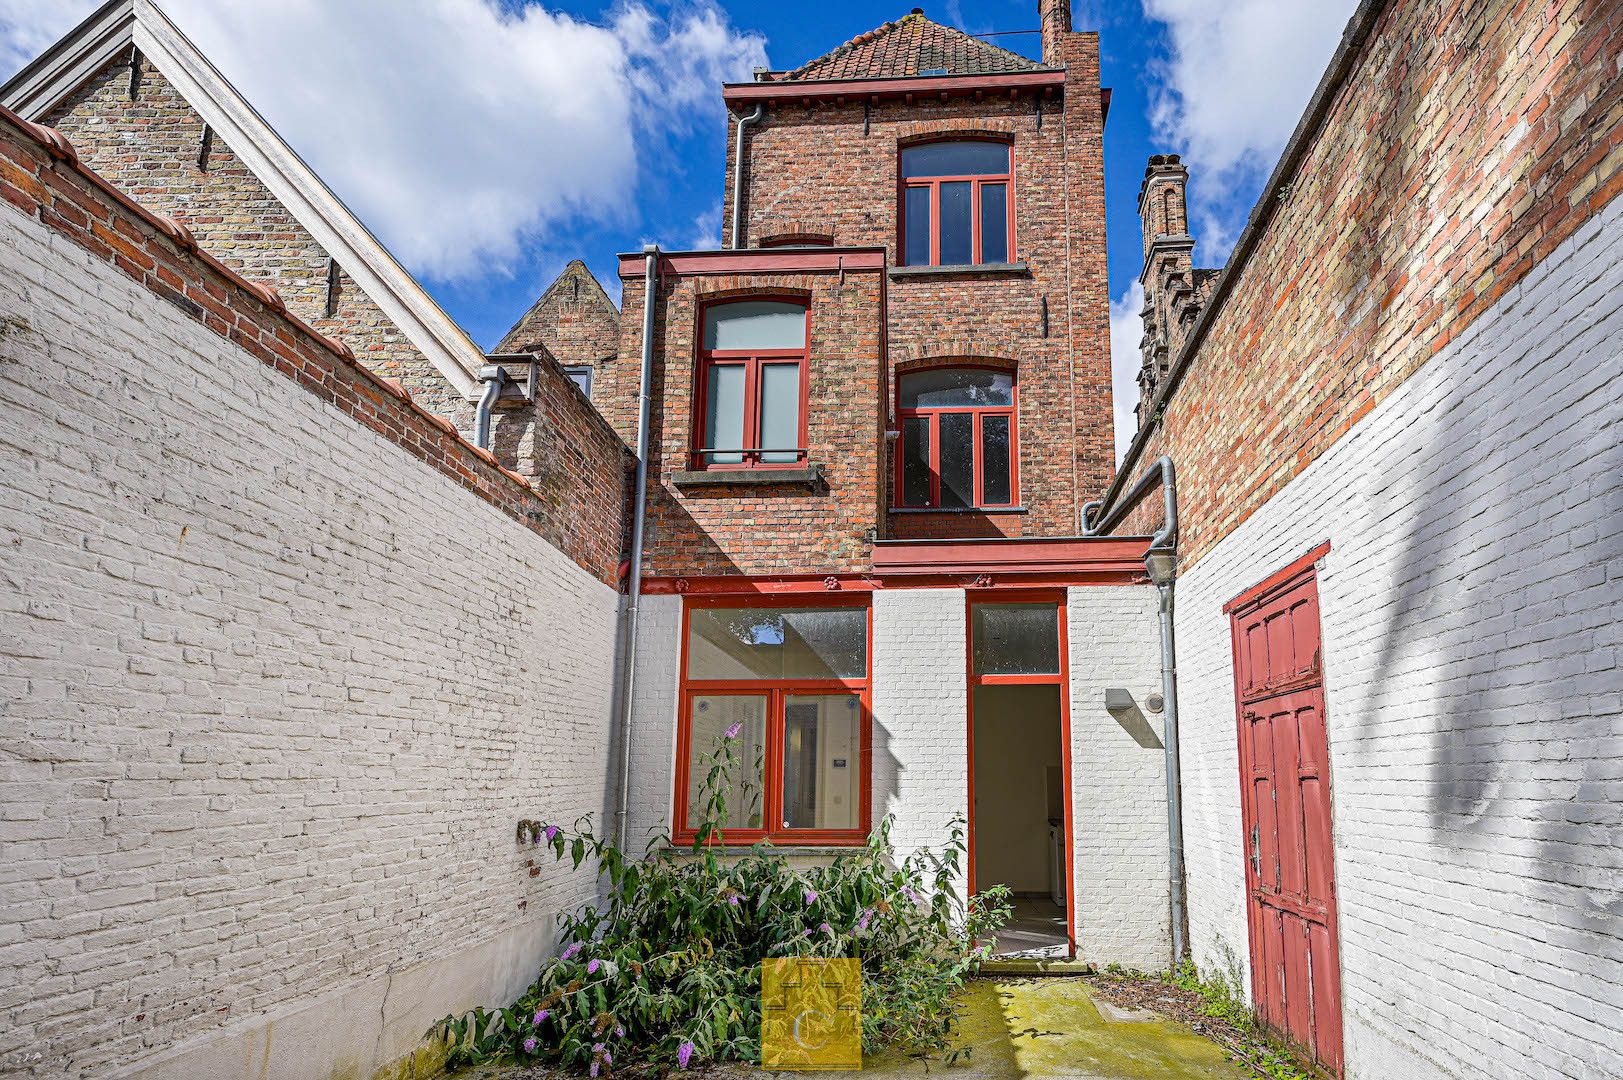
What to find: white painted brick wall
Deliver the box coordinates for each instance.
[0,200,621,1078]
[872,589,970,892]
[624,594,683,851]
[1175,193,1623,1079]
[1067,585,1169,969]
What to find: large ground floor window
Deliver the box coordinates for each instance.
[675,599,871,845]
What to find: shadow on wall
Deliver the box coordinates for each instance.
[1356,6,1623,947]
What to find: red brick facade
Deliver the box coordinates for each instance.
[609,251,886,577]
[623,6,1115,581]
[1105,0,1622,565]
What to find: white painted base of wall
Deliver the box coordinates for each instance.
[1173,194,1623,1079]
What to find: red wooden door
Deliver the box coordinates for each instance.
[1229,558,1343,1074]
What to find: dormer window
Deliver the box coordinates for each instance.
[900,140,1013,267]
[693,299,809,470]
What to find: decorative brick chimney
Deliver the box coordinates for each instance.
[1039,0,1073,66]
[1136,154,1214,426]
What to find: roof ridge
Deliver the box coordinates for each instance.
[779,13,913,82]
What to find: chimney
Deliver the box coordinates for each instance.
[1136,154,1202,423]
[1039,0,1073,66]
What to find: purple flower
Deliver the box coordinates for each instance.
[803,889,818,904]
[590,1063,600,1078]
[856,909,872,931]
[803,928,813,937]
[615,1024,625,1038]
[532,1009,549,1026]
[523,1036,538,1054]
[819,922,832,935]
[544,825,559,842]
[678,1041,695,1069]
[728,894,741,906]
[587,958,601,975]
[724,721,743,740]
[903,886,922,905]
[561,943,582,961]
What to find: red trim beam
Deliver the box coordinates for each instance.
[872,536,1149,578]
[722,70,1067,106]
[617,247,887,280]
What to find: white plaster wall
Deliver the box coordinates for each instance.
[1174,194,1623,1079]
[871,589,970,893]
[0,198,621,1078]
[1067,585,1169,969]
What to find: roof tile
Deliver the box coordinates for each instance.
[769,12,1048,83]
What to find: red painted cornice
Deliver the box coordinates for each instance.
[722,70,1066,107]
[617,247,888,280]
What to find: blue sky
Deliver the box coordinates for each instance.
[1,0,1355,456]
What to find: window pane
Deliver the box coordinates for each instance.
[901,416,932,506]
[900,368,1014,408]
[687,607,867,680]
[972,603,1060,676]
[980,182,1008,264]
[686,695,766,831]
[563,366,593,398]
[939,181,972,265]
[704,363,745,464]
[982,414,1012,504]
[782,694,862,830]
[938,412,973,509]
[703,301,807,351]
[758,364,801,464]
[904,185,931,266]
[901,141,1010,178]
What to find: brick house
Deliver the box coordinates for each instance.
[600,0,1169,968]
[1,0,1618,1078]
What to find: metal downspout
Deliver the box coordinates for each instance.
[1082,456,1187,968]
[613,245,659,848]
[473,364,510,450]
[730,105,764,250]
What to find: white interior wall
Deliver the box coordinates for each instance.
[972,685,1063,894]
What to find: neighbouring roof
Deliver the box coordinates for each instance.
[0,0,487,399]
[766,10,1051,83]
[496,260,619,356]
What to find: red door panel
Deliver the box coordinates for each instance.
[1231,563,1344,1075]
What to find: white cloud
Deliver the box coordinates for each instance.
[1142,0,1354,261]
[687,202,723,250]
[0,0,766,281]
[1109,281,1145,464]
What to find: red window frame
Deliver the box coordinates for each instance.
[895,366,1020,509]
[898,138,1016,267]
[673,596,873,846]
[691,297,811,471]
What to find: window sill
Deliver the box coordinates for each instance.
[890,505,1028,515]
[663,841,867,855]
[889,261,1030,279]
[673,464,823,489]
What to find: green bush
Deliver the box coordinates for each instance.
[433,730,1011,1074]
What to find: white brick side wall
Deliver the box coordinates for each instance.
[1066,585,1169,969]
[0,200,621,1078]
[1175,193,1623,1079]
[872,589,971,891]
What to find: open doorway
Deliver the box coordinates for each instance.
[968,597,1071,959]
